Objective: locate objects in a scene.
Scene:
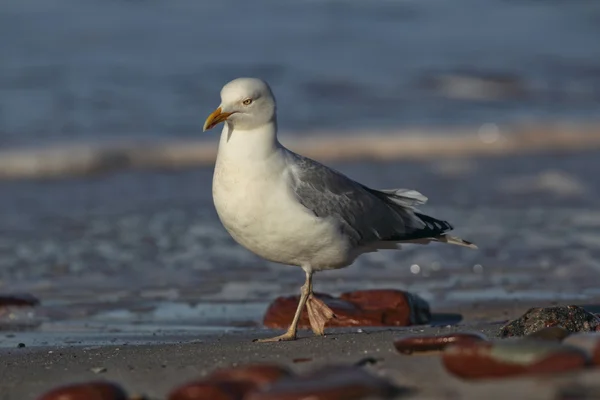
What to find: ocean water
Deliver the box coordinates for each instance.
[1,0,600,339]
[1,0,600,148]
[2,151,600,335]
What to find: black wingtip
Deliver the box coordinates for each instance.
[414,212,453,235]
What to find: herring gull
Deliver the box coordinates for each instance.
[203,77,477,342]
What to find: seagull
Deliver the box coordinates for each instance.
[203,77,477,342]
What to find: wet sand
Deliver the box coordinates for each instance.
[3,299,600,400]
[0,308,600,400]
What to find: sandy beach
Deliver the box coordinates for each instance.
[3,299,600,400]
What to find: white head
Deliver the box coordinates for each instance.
[203,78,276,132]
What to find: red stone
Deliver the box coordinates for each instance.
[169,364,293,400]
[168,381,250,400]
[442,341,588,380]
[394,332,487,354]
[37,381,128,400]
[207,364,293,388]
[263,290,430,329]
[245,365,398,400]
[564,333,600,365]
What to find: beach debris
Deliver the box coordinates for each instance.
[245,365,402,400]
[263,289,430,330]
[499,306,600,338]
[91,366,108,374]
[0,293,40,307]
[37,381,128,400]
[564,333,600,365]
[0,293,42,330]
[394,332,488,355]
[168,363,292,400]
[352,357,381,367]
[292,357,312,363]
[525,326,571,342]
[442,340,589,380]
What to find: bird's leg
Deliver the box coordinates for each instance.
[306,273,336,336]
[254,270,312,343]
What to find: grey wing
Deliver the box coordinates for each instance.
[285,153,453,247]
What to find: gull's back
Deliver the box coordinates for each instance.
[284,150,454,251]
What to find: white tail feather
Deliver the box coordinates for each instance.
[378,188,428,207]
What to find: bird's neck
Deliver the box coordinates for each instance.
[218,120,281,162]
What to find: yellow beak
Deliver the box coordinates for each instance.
[203,107,233,132]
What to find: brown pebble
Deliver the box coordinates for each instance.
[245,365,398,400]
[564,332,600,365]
[37,381,128,400]
[394,332,487,355]
[442,340,588,380]
[168,381,251,400]
[208,363,292,388]
[263,289,430,329]
[169,364,292,400]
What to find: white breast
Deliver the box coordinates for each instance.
[211,126,353,270]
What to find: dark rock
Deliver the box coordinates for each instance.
[37,381,128,400]
[0,293,40,307]
[263,289,430,329]
[394,332,487,355]
[442,340,589,380]
[245,365,401,400]
[0,293,42,331]
[525,326,571,342]
[292,358,312,363]
[499,306,600,338]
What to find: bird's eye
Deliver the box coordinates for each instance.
[242,98,253,106]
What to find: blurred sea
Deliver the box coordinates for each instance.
[1,0,600,342]
[1,0,600,148]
